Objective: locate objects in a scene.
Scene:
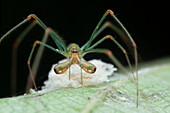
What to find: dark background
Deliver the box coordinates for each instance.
[0,0,170,98]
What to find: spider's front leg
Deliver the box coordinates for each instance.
[26,28,66,93]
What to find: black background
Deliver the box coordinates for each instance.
[0,0,170,98]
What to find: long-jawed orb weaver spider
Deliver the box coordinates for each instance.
[0,9,138,107]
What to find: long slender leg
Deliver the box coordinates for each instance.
[112,12,139,107]
[82,9,139,107]
[86,35,135,79]
[81,21,110,50]
[0,14,67,52]
[83,9,137,55]
[27,32,65,92]
[83,48,138,107]
[79,57,83,85]
[0,15,67,92]
[83,10,114,50]
[92,21,142,62]
[27,28,50,92]
[135,48,139,107]
[81,21,131,52]
[103,22,135,57]
[27,40,64,66]
[11,21,37,95]
[82,20,139,77]
[69,57,71,80]
[84,48,138,106]
[26,27,68,93]
[0,19,28,43]
[27,14,67,52]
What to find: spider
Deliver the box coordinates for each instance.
[0,9,138,107]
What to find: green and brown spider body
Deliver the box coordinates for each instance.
[54,43,96,75]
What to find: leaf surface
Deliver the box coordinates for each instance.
[0,57,170,113]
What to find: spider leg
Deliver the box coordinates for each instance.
[79,57,83,85]
[27,14,67,52]
[82,21,133,56]
[0,19,28,43]
[82,10,114,50]
[84,49,138,107]
[0,14,67,52]
[69,57,71,80]
[112,12,139,108]
[86,35,135,79]
[11,21,37,95]
[82,9,138,107]
[26,28,66,93]
[0,14,68,93]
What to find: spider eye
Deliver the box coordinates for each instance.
[72,49,78,53]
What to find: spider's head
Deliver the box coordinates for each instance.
[67,43,80,54]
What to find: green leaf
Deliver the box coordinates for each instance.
[0,57,170,113]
